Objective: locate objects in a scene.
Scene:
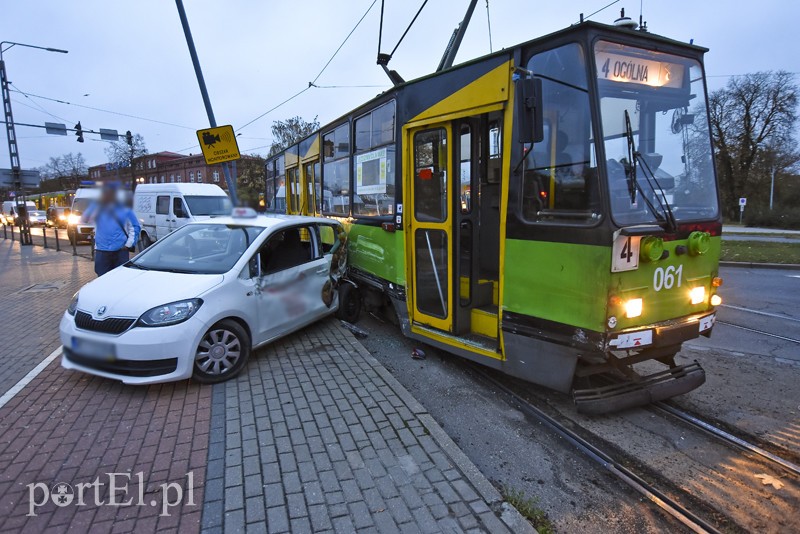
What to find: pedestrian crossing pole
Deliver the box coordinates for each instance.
[174,0,239,206]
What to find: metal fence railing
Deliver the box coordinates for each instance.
[1,223,94,260]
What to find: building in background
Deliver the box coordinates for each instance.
[87,151,257,191]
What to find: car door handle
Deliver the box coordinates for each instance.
[316,267,329,274]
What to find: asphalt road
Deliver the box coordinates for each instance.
[686,266,800,363]
[359,264,800,532]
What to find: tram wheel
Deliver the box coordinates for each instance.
[336,283,362,324]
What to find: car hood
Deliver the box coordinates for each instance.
[75,266,225,319]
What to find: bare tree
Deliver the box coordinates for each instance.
[37,152,88,191]
[708,71,799,218]
[269,116,320,156]
[104,133,148,189]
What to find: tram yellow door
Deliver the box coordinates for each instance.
[408,124,453,332]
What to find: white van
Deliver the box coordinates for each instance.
[1,200,37,226]
[134,183,230,247]
[68,187,102,245]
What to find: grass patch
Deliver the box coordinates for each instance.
[501,486,554,534]
[720,240,800,264]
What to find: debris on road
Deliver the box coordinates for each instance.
[412,348,426,360]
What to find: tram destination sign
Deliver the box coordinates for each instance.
[596,51,684,89]
[196,125,241,165]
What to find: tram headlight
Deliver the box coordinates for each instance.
[710,294,722,307]
[689,286,706,305]
[624,298,643,318]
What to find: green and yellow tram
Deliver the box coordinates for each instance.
[264,19,723,413]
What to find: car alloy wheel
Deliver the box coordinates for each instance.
[193,319,250,383]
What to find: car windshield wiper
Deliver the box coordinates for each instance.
[125,262,150,270]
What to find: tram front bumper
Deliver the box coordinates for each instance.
[604,311,716,353]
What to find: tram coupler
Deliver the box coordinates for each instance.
[572,361,705,415]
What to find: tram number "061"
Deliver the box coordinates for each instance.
[653,265,683,291]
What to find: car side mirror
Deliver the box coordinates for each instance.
[516,76,544,144]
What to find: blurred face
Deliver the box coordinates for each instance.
[101,187,117,205]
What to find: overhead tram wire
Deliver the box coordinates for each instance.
[237,0,380,133]
[10,82,72,124]
[584,0,622,20]
[7,88,195,130]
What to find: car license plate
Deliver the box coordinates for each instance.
[71,337,116,361]
[699,313,715,333]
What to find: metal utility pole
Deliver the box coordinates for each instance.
[769,168,776,210]
[174,0,239,205]
[1,41,68,245]
[437,0,479,72]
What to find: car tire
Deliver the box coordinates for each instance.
[336,282,362,323]
[192,319,251,384]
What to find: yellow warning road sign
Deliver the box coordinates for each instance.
[196,125,241,165]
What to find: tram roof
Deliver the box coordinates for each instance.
[266,20,708,162]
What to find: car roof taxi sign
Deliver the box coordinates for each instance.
[196,125,241,165]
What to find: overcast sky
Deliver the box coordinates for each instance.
[2,0,798,170]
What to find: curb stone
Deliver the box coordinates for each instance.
[339,322,538,534]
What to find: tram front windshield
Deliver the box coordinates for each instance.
[596,41,718,226]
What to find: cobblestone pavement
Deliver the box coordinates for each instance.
[0,238,95,394]
[0,237,533,533]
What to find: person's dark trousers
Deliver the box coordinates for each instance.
[94,249,129,276]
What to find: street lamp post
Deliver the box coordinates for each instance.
[0,41,67,245]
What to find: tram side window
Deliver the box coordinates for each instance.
[414,128,448,222]
[322,124,351,215]
[521,43,600,224]
[265,159,277,212]
[353,101,396,217]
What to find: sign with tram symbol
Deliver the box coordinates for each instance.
[196,125,241,165]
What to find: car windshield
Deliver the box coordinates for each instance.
[129,223,265,274]
[184,195,231,216]
[71,198,92,214]
[596,41,718,226]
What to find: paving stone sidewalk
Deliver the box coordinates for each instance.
[0,237,533,533]
[202,320,533,534]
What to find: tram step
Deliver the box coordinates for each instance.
[471,306,498,338]
[572,362,706,415]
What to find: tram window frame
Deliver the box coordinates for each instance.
[352,100,397,218]
[518,41,602,227]
[322,122,352,217]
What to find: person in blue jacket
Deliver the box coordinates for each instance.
[82,183,141,276]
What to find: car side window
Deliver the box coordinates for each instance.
[156,196,169,215]
[259,226,317,275]
[173,197,188,218]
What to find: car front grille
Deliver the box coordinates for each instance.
[63,348,178,377]
[75,311,135,335]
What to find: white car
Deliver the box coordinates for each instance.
[60,209,350,385]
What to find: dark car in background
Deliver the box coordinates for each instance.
[47,206,71,229]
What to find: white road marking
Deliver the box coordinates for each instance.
[720,304,800,323]
[788,275,800,279]
[0,347,62,411]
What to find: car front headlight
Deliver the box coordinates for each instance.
[67,213,80,225]
[137,299,203,327]
[67,292,79,316]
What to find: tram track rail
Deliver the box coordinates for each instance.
[652,402,800,477]
[475,368,724,534]
[716,320,800,344]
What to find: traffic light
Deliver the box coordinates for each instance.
[74,122,84,143]
[125,130,133,146]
